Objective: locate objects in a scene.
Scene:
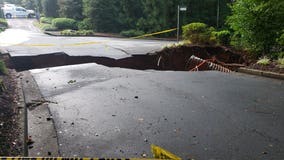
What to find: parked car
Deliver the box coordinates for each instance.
[1,3,35,18]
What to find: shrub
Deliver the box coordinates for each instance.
[213,30,231,46]
[182,22,216,45]
[257,57,270,65]
[277,58,284,68]
[0,18,8,28]
[40,23,58,31]
[52,18,78,30]
[61,29,95,36]
[40,17,54,24]
[0,60,8,75]
[78,19,93,30]
[120,29,145,37]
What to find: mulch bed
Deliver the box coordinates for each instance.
[0,70,23,156]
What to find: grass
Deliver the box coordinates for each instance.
[163,40,191,49]
[257,56,270,65]
[277,58,284,68]
[0,60,8,75]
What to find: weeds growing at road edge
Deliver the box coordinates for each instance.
[277,58,284,68]
[163,40,191,49]
[0,60,8,75]
[257,57,270,65]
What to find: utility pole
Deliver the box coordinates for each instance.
[177,5,187,42]
[177,5,180,42]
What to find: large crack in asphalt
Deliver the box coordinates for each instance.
[6,45,246,72]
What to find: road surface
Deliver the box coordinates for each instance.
[1,19,284,160]
[0,19,173,59]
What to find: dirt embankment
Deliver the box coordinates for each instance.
[155,45,246,71]
[0,71,23,156]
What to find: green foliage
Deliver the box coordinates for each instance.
[227,0,284,55]
[0,60,8,75]
[42,0,59,17]
[120,29,144,37]
[182,22,216,45]
[52,18,77,30]
[83,0,122,32]
[21,0,37,9]
[39,23,58,31]
[0,18,8,28]
[58,0,83,20]
[60,29,94,36]
[213,30,231,46]
[257,57,270,65]
[277,58,284,68]
[276,29,284,47]
[78,18,93,30]
[40,17,54,24]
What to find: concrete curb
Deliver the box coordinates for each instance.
[20,71,59,157]
[238,67,284,80]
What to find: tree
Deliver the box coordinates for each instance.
[83,0,122,32]
[58,0,83,20]
[227,0,284,55]
[21,0,36,9]
[42,0,58,17]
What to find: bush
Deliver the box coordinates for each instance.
[40,23,58,31]
[277,58,284,68]
[120,29,145,37]
[0,18,8,28]
[213,30,231,46]
[0,60,7,75]
[277,29,284,46]
[182,22,216,45]
[78,19,93,30]
[40,17,54,24]
[61,29,95,36]
[52,18,78,30]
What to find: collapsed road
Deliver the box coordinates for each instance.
[0,19,284,160]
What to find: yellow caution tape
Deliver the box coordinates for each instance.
[130,28,177,39]
[151,145,182,160]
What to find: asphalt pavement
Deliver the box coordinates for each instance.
[1,19,284,159]
[0,19,173,59]
[30,63,284,159]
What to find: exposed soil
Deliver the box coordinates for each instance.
[0,70,23,156]
[9,45,247,72]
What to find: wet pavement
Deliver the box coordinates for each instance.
[0,19,173,59]
[2,19,284,159]
[30,63,284,159]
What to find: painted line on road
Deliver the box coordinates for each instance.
[12,41,103,47]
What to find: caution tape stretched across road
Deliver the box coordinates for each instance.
[130,28,177,39]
